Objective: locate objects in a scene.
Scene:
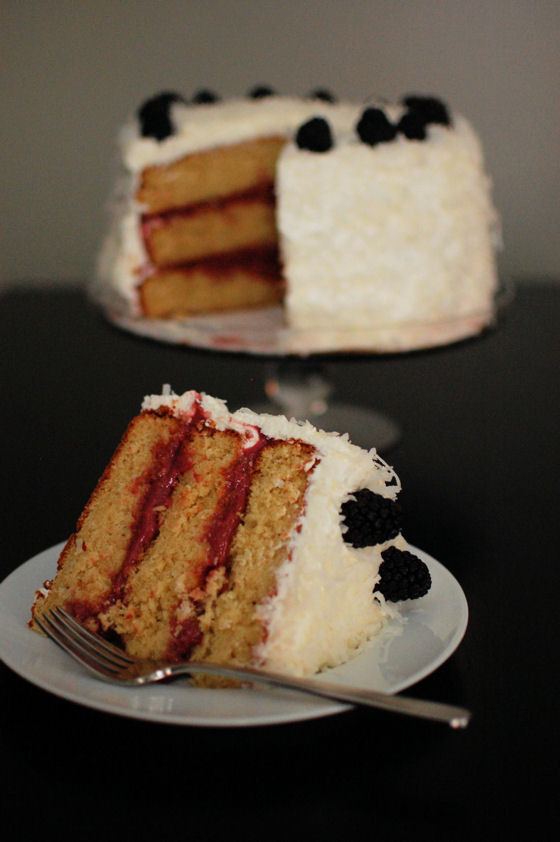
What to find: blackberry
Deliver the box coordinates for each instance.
[248,84,276,99]
[375,546,432,601]
[295,117,333,153]
[397,108,427,140]
[138,91,186,141]
[402,95,451,126]
[192,88,221,104]
[307,88,337,103]
[341,489,402,547]
[356,107,397,146]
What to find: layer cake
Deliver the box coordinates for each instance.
[95,88,500,350]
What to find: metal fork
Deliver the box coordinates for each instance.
[34,607,471,727]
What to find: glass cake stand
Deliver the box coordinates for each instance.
[97,280,513,452]
[251,357,400,451]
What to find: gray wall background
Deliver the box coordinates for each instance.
[2,0,559,288]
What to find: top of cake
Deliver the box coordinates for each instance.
[120,87,357,171]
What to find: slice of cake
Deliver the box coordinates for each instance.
[31,389,431,678]
[95,88,500,350]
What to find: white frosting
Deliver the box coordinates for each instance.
[95,176,147,315]
[142,389,405,676]
[278,111,500,331]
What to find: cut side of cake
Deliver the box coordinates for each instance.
[31,389,431,678]
[98,91,353,320]
[139,248,283,319]
[95,88,500,349]
[138,144,284,319]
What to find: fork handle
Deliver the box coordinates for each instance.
[160,662,470,728]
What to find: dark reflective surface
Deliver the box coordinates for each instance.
[1,281,557,839]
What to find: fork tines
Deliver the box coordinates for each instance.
[35,607,134,679]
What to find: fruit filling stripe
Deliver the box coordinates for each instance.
[140,184,275,224]
[202,431,270,575]
[112,408,206,599]
[139,246,282,280]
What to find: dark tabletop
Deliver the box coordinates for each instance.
[1,282,558,839]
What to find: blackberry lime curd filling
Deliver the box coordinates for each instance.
[112,407,208,600]
[151,247,281,277]
[166,616,203,661]
[203,431,269,573]
[122,437,191,572]
[140,184,275,225]
[68,597,104,624]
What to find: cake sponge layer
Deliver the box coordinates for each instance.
[137,136,285,213]
[143,192,277,266]
[140,249,283,317]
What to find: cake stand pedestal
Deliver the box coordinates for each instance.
[100,281,512,454]
[252,359,400,452]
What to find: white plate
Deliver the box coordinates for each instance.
[0,542,468,727]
